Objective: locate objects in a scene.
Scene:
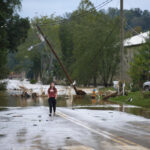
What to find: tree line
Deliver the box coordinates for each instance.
[2,0,150,87]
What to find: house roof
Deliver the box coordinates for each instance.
[124,31,149,47]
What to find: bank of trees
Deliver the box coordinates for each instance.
[7,0,150,86]
[108,8,150,36]
[8,0,121,86]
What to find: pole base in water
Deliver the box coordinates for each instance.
[76,90,86,95]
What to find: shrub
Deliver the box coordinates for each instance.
[30,79,37,84]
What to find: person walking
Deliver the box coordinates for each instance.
[48,82,57,116]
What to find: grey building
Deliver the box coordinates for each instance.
[115,31,149,82]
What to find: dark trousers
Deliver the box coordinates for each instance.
[48,97,56,114]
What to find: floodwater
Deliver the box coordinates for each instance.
[0,91,150,119]
[0,91,150,150]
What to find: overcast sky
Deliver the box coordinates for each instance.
[19,0,150,19]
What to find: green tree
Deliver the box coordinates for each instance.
[59,16,74,74]
[69,0,120,86]
[8,15,62,83]
[0,0,30,79]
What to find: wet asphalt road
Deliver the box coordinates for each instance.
[0,91,150,150]
[0,106,150,150]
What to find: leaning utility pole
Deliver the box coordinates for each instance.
[120,0,124,80]
[36,24,86,95]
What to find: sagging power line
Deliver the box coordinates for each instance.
[37,0,113,26]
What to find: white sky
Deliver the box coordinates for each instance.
[19,0,150,19]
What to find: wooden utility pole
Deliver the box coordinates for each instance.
[36,24,86,95]
[120,0,124,80]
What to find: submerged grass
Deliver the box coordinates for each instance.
[109,91,150,108]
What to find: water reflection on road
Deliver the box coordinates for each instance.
[0,91,150,119]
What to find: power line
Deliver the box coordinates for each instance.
[37,0,113,26]
[36,0,117,67]
[34,0,117,70]
[126,22,147,39]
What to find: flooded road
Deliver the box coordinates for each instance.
[0,91,150,150]
[1,91,150,119]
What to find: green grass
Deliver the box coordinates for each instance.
[109,91,150,108]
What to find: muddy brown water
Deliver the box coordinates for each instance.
[0,91,150,119]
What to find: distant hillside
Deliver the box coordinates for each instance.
[107,8,150,35]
